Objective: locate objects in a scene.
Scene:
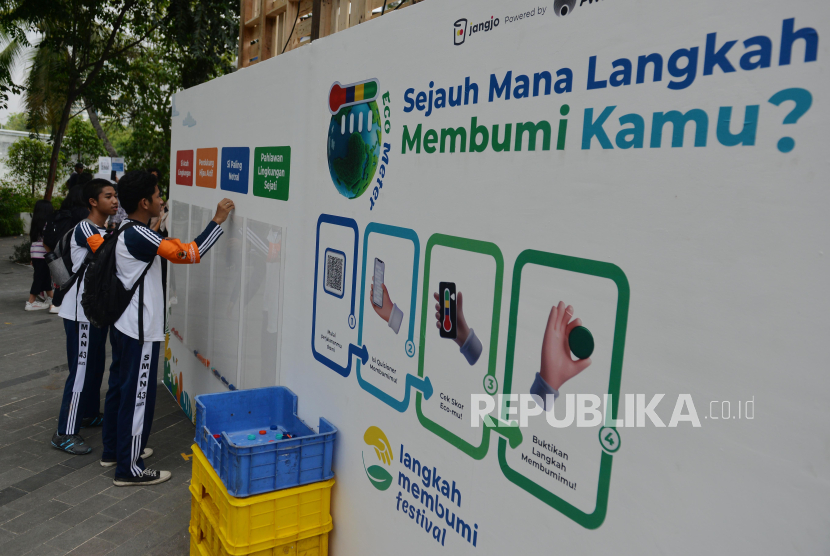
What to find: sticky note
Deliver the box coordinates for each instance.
[195,147,218,188]
[220,147,250,194]
[175,150,193,186]
[253,146,291,201]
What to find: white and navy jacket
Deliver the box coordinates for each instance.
[59,220,106,323]
[114,218,223,342]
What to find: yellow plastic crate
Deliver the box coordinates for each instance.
[191,495,330,556]
[190,444,334,554]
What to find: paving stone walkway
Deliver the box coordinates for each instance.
[0,235,195,556]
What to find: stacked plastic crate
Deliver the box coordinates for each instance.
[189,387,337,556]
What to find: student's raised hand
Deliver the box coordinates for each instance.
[212,198,235,224]
[370,279,393,322]
[434,291,470,348]
[540,301,591,391]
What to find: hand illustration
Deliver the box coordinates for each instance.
[434,291,470,347]
[370,278,393,322]
[540,301,591,391]
[364,426,393,465]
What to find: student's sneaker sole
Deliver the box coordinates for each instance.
[48,305,60,314]
[113,468,171,486]
[100,447,153,467]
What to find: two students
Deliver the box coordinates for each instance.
[52,170,233,487]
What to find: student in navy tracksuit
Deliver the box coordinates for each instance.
[102,171,234,486]
[52,180,119,455]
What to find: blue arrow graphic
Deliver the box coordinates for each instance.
[349,343,369,365]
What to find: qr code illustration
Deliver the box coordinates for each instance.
[324,249,346,298]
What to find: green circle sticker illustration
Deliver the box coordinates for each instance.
[483,375,499,395]
[598,426,621,454]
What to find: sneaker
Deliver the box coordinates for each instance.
[113,468,171,486]
[100,447,154,467]
[42,295,52,305]
[25,300,49,311]
[51,431,92,455]
[80,413,104,428]
[49,304,60,314]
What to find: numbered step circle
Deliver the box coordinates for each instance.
[405,340,416,358]
[348,314,356,329]
[482,375,499,395]
[598,426,621,454]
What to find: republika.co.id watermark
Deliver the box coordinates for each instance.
[471,394,755,428]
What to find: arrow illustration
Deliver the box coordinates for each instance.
[483,416,523,449]
[407,374,433,400]
[349,343,369,365]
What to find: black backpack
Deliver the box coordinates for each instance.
[81,222,153,336]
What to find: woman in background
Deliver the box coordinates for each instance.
[26,200,54,311]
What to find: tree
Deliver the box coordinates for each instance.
[3,112,27,130]
[167,0,237,89]
[62,117,105,172]
[0,0,162,200]
[3,136,59,196]
[112,0,238,197]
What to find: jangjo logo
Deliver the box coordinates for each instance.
[362,425,394,491]
[326,79,382,199]
[453,15,499,46]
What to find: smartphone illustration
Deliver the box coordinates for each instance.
[439,282,457,339]
[372,258,385,308]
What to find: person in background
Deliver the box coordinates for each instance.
[67,162,84,189]
[103,171,232,485]
[25,200,54,311]
[51,179,119,455]
[45,178,93,313]
[108,173,127,231]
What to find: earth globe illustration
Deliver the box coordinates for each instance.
[327,101,382,199]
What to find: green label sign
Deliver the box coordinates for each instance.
[253,146,291,201]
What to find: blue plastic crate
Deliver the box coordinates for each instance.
[194,386,336,497]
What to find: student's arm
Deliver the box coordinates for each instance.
[78,221,105,253]
[157,221,223,264]
[153,198,234,265]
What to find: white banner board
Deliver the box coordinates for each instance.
[167,1,829,553]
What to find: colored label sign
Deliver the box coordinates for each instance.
[220,147,250,194]
[195,148,218,189]
[175,150,193,186]
[253,146,291,201]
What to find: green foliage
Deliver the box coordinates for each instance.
[0,0,239,199]
[3,112,28,131]
[114,44,176,195]
[112,0,239,198]
[62,117,105,171]
[9,237,30,263]
[2,137,62,196]
[0,187,26,236]
[167,0,238,89]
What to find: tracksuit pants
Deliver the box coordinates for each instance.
[58,319,107,436]
[102,327,159,478]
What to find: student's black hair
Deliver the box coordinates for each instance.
[61,184,87,210]
[146,167,160,176]
[83,179,116,209]
[29,199,54,242]
[117,170,158,214]
[74,162,84,170]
